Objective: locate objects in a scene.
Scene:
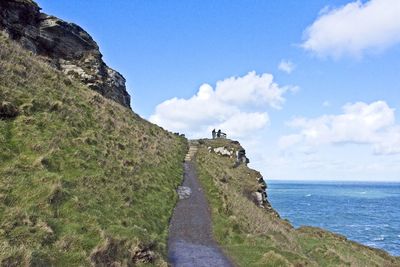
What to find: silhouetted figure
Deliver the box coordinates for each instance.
[217,129,221,138]
[212,129,216,139]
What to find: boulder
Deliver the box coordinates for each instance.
[0,0,131,108]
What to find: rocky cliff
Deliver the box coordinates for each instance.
[206,140,277,214]
[0,0,131,108]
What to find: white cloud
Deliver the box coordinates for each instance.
[302,0,400,58]
[278,59,295,74]
[278,134,303,149]
[373,126,400,154]
[279,101,400,155]
[150,71,293,138]
[213,112,270,138]
[214,71,287,109]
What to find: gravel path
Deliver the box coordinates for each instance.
[168,144,233,267]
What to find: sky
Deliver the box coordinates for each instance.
[36,0,400,181]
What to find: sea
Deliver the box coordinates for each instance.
[267,181,400,256]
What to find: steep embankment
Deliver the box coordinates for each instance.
[195,139,400,267]
[0,34,186,266]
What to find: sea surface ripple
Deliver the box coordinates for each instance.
[268,181,400,256]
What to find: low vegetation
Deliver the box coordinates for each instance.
[196,138,400,267]
[0,34,187,266]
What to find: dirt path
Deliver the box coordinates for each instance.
[168,142,233,267]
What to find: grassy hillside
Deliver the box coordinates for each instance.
[0,34,187,266]
[196,138,400,267]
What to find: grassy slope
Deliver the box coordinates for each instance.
[0,35,187,266]
[196,139,400,267]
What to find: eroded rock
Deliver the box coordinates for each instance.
[212,147,234,157]
[0,0,131,108]
[235,148,249,167]
[252,191,264,207]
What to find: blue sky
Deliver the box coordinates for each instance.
[36,0,400,181]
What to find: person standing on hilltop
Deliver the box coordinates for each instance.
[212,129,216,139]
[217,129,221,138]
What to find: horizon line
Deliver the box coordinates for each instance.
[267,179,400,183]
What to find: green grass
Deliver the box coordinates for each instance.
[0,34,187,266]
[195,138,400,267]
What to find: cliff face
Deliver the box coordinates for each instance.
[0,0,131,108]
[205,139,277,214]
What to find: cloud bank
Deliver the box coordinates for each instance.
[279,101,400,155]
[150,71,294,138]
[302,0,400,58]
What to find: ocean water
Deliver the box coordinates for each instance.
[267,181,400,256]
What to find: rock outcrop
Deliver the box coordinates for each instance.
[235,148,249,166]
[252,175,278,215]
[205,139,278,215]
[0,0,131,108]
[208,146,234,157]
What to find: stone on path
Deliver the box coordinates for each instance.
[177,186,192,200]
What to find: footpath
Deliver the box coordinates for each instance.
[168,141,233,267]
